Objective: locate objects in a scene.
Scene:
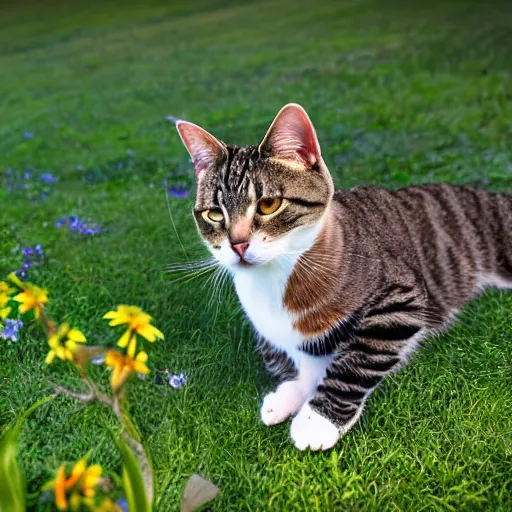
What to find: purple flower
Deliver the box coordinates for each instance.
[170,185,190,199]
[0,319,24,343]
[22,247,34,257]
[15,244,44,279]
[167,372,187,389]
[116,498,128,512]
[39,173,58,183]
[23,132,33,139]
[56,216,102,236]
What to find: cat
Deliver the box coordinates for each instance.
[175,103,512,451]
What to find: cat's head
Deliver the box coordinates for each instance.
[176,104,334,272]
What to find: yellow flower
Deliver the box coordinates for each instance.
[0,281,15,319]
[0,281,15,296]
[45,323,87,364]
[105,349,149,392]
[103,305,164,358]
[96,498,123,511]
[44,458,102,511]
[0,306,10,320]
[8,273,48,319]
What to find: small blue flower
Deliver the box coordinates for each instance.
[39,173,58,183]
[56,216,102,236]
[0,319,24,343]
[16,245,44,279]
[167,372,187,389]
[34,244,44,258]
[170,185,190,199]
[92,355,106,365]
[23,131,33,139]
[116,497,128,512]
[23,171,32,180]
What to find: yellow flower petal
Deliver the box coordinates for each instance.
[66,459,86,488]
[54,466,68,510]
[0,281,15,295]
[67,328,86,343]
[45,350,56,364]
[83,464,102,488]
[127,335,137,359]
[82,487,96,497]
[55,346,67,360]
[48,335,60,348]
[66,340,77,352]
[132,361,149,374]
[13,292,30,304]
[105,349,122,367]
[57,323,70,337]
[69,492,81,511]
[7,273,25,289]
[137,323,163,342]
[0,306,10,320]
[117,329,133,349]
[135,351,148,363]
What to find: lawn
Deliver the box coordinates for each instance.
[1,0,512,510]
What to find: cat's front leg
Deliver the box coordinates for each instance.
[260,349,332,426]
[261,380,308,426]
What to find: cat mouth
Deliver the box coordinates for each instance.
[237,257,253,267]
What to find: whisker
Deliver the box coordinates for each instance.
[167,265,217,285]
[164,184,189,260]
[164,259,217,273]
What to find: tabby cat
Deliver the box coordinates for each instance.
[175,104,512,451]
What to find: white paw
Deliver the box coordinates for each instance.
[290,403,340,451]
[260,380,307,426]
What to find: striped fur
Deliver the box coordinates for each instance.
[176,104,512,450]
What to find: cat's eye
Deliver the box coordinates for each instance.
[257,197,282,215]
[203,209,224,223]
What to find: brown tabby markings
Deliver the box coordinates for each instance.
[285,212,347,336]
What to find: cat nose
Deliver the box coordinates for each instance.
[232,242,249,259]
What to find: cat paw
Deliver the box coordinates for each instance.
[290,403,340,451]
[260,380,306,426]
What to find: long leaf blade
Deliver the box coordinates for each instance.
[0,396,53,512]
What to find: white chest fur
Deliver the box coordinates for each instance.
[233,258,304,355]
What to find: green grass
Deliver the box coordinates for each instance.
[1,0,512,509]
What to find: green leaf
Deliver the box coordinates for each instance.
[117,436,152,512]
[120,413,142,444]
[0,396,53,512]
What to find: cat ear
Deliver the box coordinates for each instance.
[258,103,322,169]
[175,120,228,177]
